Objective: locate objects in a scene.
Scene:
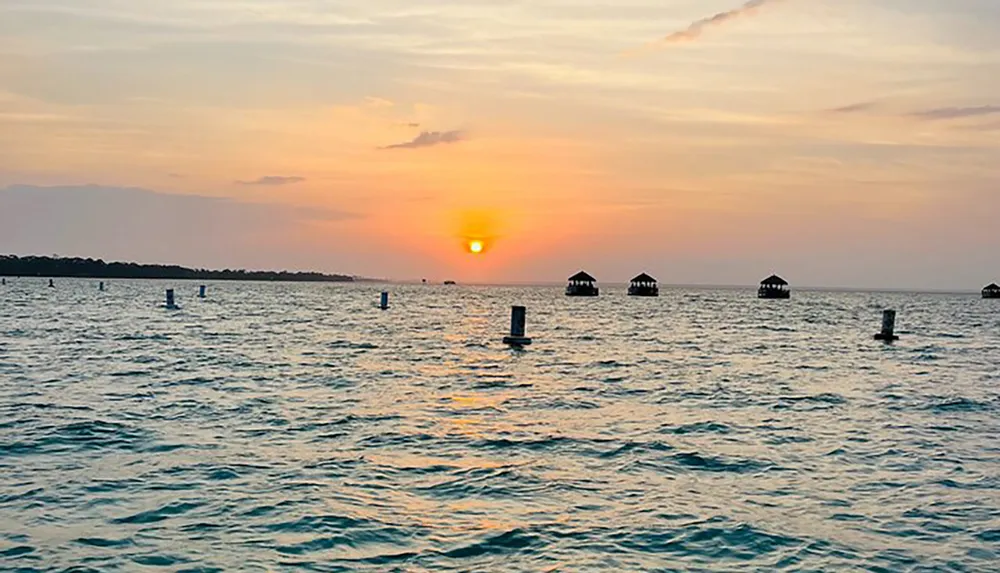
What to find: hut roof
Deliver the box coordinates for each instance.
[985,283,1000,290]
[631,273,657,283]
[569,271,596,282]
[760,274,788,286]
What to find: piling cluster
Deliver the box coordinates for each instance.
[14,272,1000,348]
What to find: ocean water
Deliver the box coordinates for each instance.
[1,279,999,572]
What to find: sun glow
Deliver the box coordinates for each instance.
[468,240,484,254]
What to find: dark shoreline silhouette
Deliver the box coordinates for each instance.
[0,255,355,282]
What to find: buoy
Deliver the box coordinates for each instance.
[166,289,179,310]
[874,310,899,342]
[380,291,389,310]
[503,306,532,346]
[199,285,206,298]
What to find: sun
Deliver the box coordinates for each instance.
[468,240,484,254]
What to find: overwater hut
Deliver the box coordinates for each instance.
[984,283,1000,299]
[566,271,599,297]
[758,274,790,299]
[628,273,659,297]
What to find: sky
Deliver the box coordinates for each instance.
[1,0,998,289]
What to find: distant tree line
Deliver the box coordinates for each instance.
[0,255,355,282]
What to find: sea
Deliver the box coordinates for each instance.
[1,279,998,572]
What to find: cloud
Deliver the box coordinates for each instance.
[364,97,394,108]
[911,105,1000,120]
[829,102,878,114]
[631,0,784,53]
[959,121,1000,132]
[236,176,306,186]
[380,130,464,150]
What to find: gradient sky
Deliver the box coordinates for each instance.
[1,0,998,288]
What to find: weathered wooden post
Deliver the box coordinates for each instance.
[199,285,206,298]
[503,306,532,346]
[380,291,389,310]
[874,310,899,342]
[166,289,178,310]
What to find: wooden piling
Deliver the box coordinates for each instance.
[503,306,532,346]
[874,310,899,342]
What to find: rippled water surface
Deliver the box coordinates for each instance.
[2,279,999,572]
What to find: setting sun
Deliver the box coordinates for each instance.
[468,240,484,254]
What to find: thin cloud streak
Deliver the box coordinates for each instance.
[626,0,784,56]
[236,176,306,186]
[380,130,464,150]
[830,102,878,114]
[911,105,1000,120]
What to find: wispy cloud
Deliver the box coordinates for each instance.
[364,97,394,108]
[629,0,784,54]
[911,105,1000,120]
[236,176,306,186]
[959,121,1000,132]
[829,102,878,114]
[380,130,464,150]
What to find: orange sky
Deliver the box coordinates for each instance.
[1,1,999,288]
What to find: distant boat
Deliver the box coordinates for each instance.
[566,271,599,297]
[628,273,659,297]
[444,280,457,285]
[984,283,1000,299]
[758,274,790,299]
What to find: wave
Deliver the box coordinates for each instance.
[772,393,847,411]
[0,546,35,558]
[439,528,541,560]
[661,421,734,435]
[926,397,992,413]
[415,466,549,500]
[0,419,150,456]
[112,501,204,525]
[75,537,134,548]
[328,340,379,350]
[670,452,775,474]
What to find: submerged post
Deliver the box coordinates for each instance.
[48,279,55,288]
[199,285,206,298]
[503,306,532,346]
[166,289,178,310]
[1,278,5,285]
[380,291,389,310]
[874,310,899,342]
[99,281,104,292]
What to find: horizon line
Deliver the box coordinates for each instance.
[388,279,986,295]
